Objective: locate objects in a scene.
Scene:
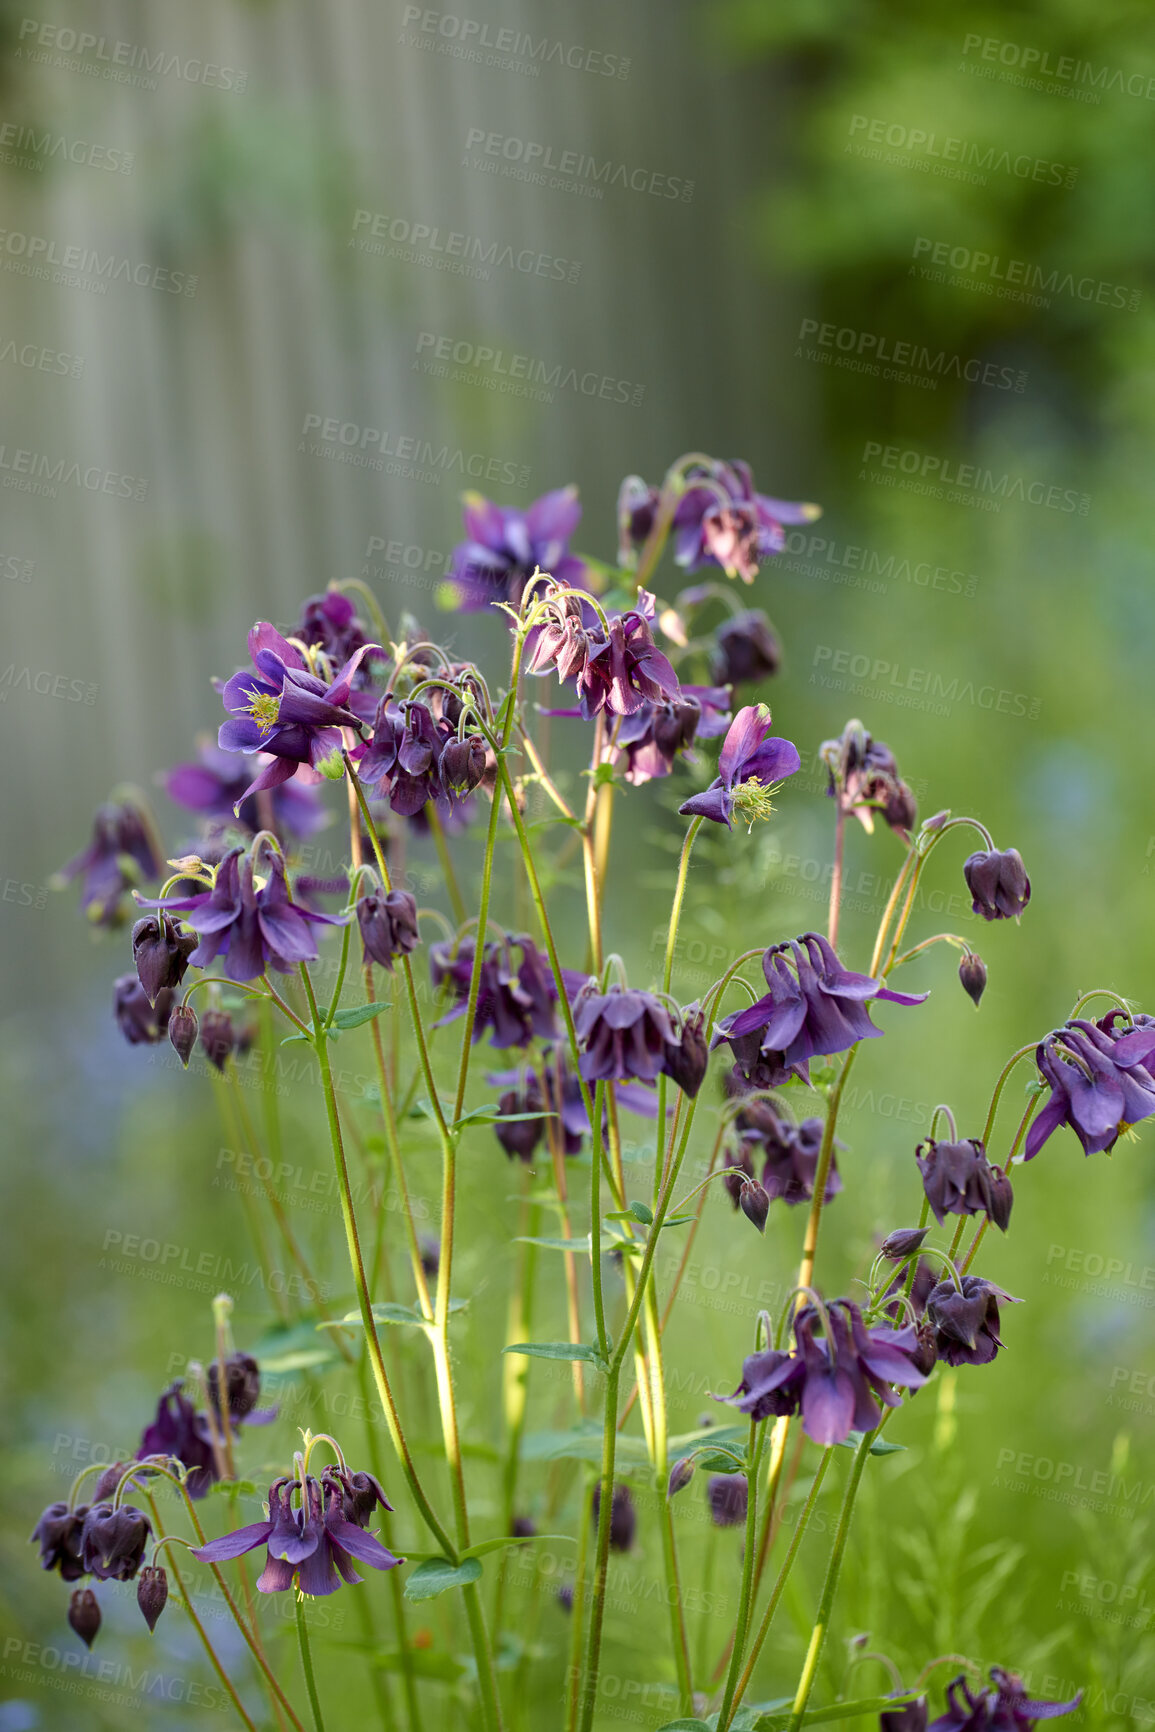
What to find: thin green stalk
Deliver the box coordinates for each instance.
[428,805,467,926]
[356,1353,412,1732]
[295,1598,327,1732]
[565,1483,594,1732]
[577,1361,621,1732]
[797,1047,859,1293]
[653,818,703,1205]
[144,1496,258,1732]
[717,1418,767,1725]
[590,1082,609,1359]
[785,1430,876,1732]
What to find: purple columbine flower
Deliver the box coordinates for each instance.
[296,589,374,672]
[58,798,164,928]
[718,1300,927,1445]
[357,889,420,970]
[207,1354,276,1430]
[712,610,781,686]
[714,933,927,1088]
[487,1056,658,1160]
[678,704,801,829]
[131,913,198,1006]
[113,976,175,1045]
[355,698,461,818]
[822,723,917,837]
[192,1472,402,1596]
[198,1008,252,1073]
[218,622,378,806]
[136,840,344,981]
[528,589,681,718]
[616,685,731,786]
[925,1275,1020,1367]
[1024,1012,1155,1160]
[574,984,678,1085]
[916,1138,1013,1231]
[446,485,586,610]
[165,740,327,839]
[963,848,1031,921]
[929,1668,1080,1731]
[738,1110,841,1209]
[80,1503,152,1581]
[138,1384,217,1497]
[431,934,562,1048]
[880,1698,927,1732]
[31,1503,89,1581]
[668,459,818,581]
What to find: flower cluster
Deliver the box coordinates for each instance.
[916,1137,1013,1230]
[619,458,817,583]
[1026,1012,1155,1159]
[193,1466,401,1595]
[724,1096,840,1211]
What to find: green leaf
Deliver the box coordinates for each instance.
[656,1720,714,1731]
[280,1032,313,1046]
[321,1300,469,1331]
[752,1693,920,1729]
[372,1647,467,1683]
[522,1427,650,1467]
[403,1555,483,1601]
[461,1533,574,1561]
[691,1448,747,1474]
[515,1234,593,1253]
[669,1422,748,1456]
[628,1199,654,1224]
[331,1001,391,1030]
[453,1103,557,1130]
[591,761,616,789]
[833,1431,907,1457]
[503,1341,606,1367]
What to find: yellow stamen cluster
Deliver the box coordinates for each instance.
[244,687,281,736]
[730,776,782,833]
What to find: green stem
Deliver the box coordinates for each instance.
[428,805,467,927]
[144,1494,258,1732]
[718,1418,767,1727]
[979,1043,1038,1148]
[590,1082,609,1359]
[295,1598,327,1732]
[785,1431,875,1732]
[357,1352,414,1732]
[797,1046,858,1294]
[577,1361,621,1732]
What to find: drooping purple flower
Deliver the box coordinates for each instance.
[880,1697,927,1732]
[192,1473,402,1596]
[963,849,1031,921]
[925,1276,1020,1367]
[80,1503,152,1581]
[357,889,420,971]
[439,733,488,796]
[323,1466,393,1529]
[916,1138,1013,1231]
[712,610,782,686]
[575,984,678,1084]
[57,799,164,928]
[591,1482,636,1552]
[528,590,681,719]
[707,1474,748,1527]
[718,1300,927,1445]
[136,840,344,982]
[678,703,801,829]
[715,933,927,1088]
[431,934,561,1048]
[663,1005,710,1097]
[131,912,198,1006]
[1025,1013,1155,1160]
[31,1502,89,1581]
[198,1008,253,1073]
[218,623,378,806]
[447,486,586,610]
[929,1668,1079,1731]
[137,1383,217,1497]
[113,976,175,1046]
[487,1055,658,1159]
[355,698,454,818]
[667,459,818,581]
[822,722,917,837]
[165,740,327,840]
[207,1353,276,1430]
[615,686,731,786]
[616,476,661,563]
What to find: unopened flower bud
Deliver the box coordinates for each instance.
[199,1008,238,1072]
[663,1007,709,1098]
[667,1458,695,1499]
[68,1587,101,1648]
[958,951,987,1008]
[168,1004,198,1068]
[738,1178,770,1234]
[511,1515,537,1538]
[880,1227,930,1261]
[357,889,420,971]
[439,735,487,796]
[137,1564,168,1633]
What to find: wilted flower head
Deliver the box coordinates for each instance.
[447,486,585,610]
[357,889,420,971]
[80,1503,152,1581]
[192,1471,402,1596]
[219,622,378,804]
[822,721,917,837]
[1025,1013,1155,1160]
[137,840,344,982]
[712,610,781,686]
[165,739,326,840]
[31,1502,89,1581]
[925,1275,1020,1367]
[138,1383,217,1497]
[57,798,164,927]
[715,933,926,1088]
[113,976,175,1046]
[574,983,677,1084]
[707,1474,748,1527]
[678,704,800,829]
[963,849,1031,921]
[591,1482,636,1552]
[432,934,561,1048]
[929,1668,1079,1731]
[916,1138,1013,1231]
